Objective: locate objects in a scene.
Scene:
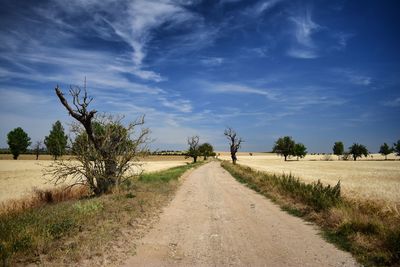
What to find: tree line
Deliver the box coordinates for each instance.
[6,121,68,160]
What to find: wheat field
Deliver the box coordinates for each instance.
[0,158,190,203]
[219,152,400,205]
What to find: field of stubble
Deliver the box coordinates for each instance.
[219,152,400,205]
[0,155,190,203]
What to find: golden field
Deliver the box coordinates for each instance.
[0,155,190,203]
[219,152,400,205]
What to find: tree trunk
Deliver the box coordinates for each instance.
[385,155,387,160]
[353,155,357,161]
[284,155,287,161]
[193,156,197,163]
[231,154,237,165]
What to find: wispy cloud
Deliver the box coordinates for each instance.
[246,0,284,16]
[382,97,400,107]
[200,57,224,66]
[287,5,320,59]
[333,69,372,86]
[205,82,278,100]
[158,97,193,113]
[287,48,318,59]
[332,32,354,50]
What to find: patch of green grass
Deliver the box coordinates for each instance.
[139,162,204,183]
[221,161,400,267]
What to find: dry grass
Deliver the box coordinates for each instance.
[219,153,400,205]
[0,159,189,203]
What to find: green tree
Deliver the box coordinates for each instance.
[44,121,68,160]
[7,127,31,159]
[332,141,344,160]
[198,143,215,160]
[393,140,400,157]
[348,143,369,161]
[273,136,295,161]
[186,136,200,163]
[379,143,392,160]
[293,143,307,161]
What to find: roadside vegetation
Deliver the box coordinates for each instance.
[221,161,400,266]
[0,162,203,266]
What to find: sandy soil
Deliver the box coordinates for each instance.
[219,153,400,204]
[122,162,357,267]
[0,160,189,203]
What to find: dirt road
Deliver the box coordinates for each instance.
[122,162,358,266]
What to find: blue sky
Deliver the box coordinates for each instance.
[0,0,399,152]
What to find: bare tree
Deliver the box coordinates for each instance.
[34,141,42,160]
[50,85,150,195]
[186,136,200,163]
[224,127,243,164]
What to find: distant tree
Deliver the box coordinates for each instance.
[393,140,400,157]
[224,127,243,164]
[186,136,200,163]
[44,121,68,160]
[34,141,43,160]
[348,143,369,161]
[198,143,215,160]
[7,127,31,159]
[273,136,295,161]
[332,141,344,160]
[379,143,392,160]
[293,143,307,161]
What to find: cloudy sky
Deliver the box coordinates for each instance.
[0,0,399,152]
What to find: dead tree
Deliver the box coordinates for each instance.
[224,127,243,165]
[53,85,149,195]
[34,141,42,160]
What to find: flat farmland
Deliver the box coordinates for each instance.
[219,153,400,205]
[0,156,190,203]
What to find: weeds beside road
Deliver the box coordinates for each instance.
[221,161,400,267]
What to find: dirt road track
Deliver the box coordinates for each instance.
[122,162,358,266]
